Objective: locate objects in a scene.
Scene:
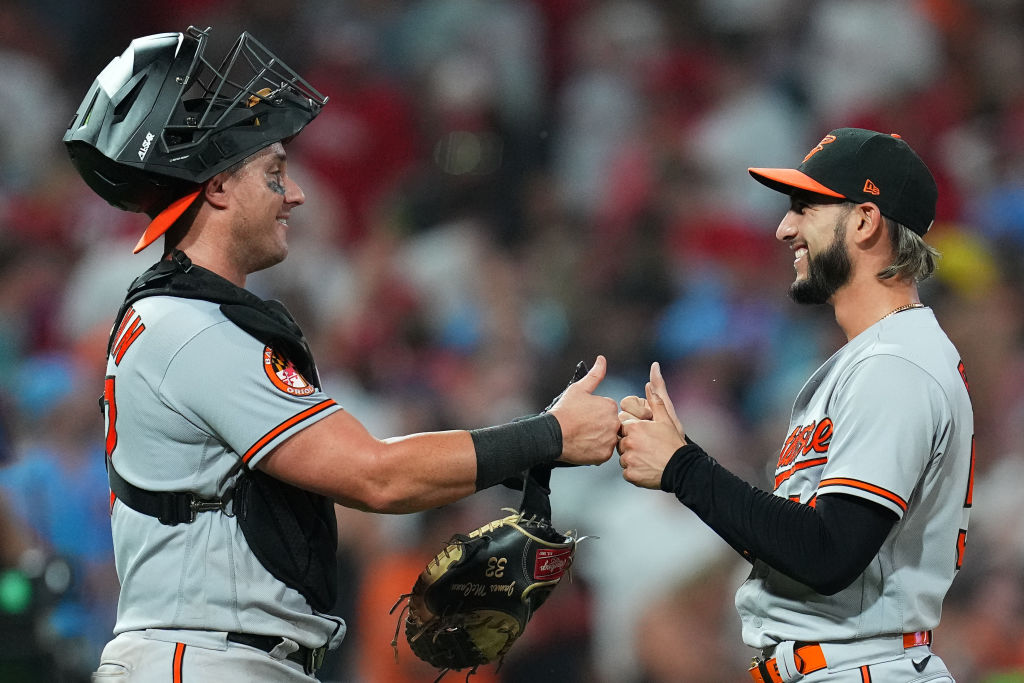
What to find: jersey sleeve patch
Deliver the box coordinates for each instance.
[263,346,315,396]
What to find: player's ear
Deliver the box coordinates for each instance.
[851,202,883,244]
[204,172,233,210]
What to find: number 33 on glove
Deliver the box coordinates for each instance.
[390,466,582,681]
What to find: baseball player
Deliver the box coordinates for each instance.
[618,128,974,682]
[63,27,619,682]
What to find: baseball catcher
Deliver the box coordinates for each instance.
[69,24,619,681]
[391,365,589,680]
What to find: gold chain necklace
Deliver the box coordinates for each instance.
[879,302,924,322]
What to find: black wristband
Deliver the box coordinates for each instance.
[471,413,562,491]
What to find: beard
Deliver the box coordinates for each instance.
[789,221,852,305]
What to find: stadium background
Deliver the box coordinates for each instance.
[1,1,1023,681]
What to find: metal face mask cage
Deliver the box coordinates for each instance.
[161,25,328,164]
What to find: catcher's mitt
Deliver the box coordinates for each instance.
[390,364,589,680]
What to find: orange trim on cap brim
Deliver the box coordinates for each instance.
[748,168,844,198]
[133,190,202,254]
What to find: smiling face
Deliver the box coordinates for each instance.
[225,142,305,274]
[776,191,855,305]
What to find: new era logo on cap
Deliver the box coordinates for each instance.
[748,128,938,235]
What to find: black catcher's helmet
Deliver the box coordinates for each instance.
[63,26,327,252]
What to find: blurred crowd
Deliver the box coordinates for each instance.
[2,0,1024,681]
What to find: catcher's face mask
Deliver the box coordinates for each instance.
[63,25,327,251]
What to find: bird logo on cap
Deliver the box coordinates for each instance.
[803,134,836,163]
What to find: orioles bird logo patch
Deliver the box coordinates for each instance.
[263,346,315,396]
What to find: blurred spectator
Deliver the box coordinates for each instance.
[0,490,52,683]
[291,7,419,246]
[795,1,944,123]
[0,353,117,680]
[551,458,734,683]
[551,1,658,220]
[0,7,69,194]
[5,1,1024,680]
[351,504,502,683]
[0,238,67,369]
[632,555,749,682]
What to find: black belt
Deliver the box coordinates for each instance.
[227,632,327,675]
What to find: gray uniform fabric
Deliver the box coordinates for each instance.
[737,308,972,676]
[101,294,345,650]
[93,630,315,681]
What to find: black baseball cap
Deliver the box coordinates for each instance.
[748,128,937,235]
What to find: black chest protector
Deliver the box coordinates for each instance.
[105,251,337,613]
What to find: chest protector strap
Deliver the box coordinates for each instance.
[105,250,338,613]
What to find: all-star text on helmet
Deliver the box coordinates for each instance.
[63,26,327,251]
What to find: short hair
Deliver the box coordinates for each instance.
[877,216,940,282]
[160,154,254,255]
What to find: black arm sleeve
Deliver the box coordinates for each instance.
[660,443,898,595]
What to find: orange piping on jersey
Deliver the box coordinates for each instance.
[965,435,975,506]
[818,477,908,512]
[859,665,872,682]
[173,642,185,682]
[774,457,828,489]
[242,399,337,465]
[956,529,967,570]
[104,376,118,457]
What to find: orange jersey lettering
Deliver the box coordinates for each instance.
[776,418,833,468]
[112,306,146,365]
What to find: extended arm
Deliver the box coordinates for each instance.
[259,356,619,513]
[660,443,896,594]
[617,362,895,594]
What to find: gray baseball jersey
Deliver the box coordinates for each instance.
[103,294,345,649]
[735,307,973,649]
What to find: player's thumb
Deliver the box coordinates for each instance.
[646,382,672,423]
[573,354,607,394]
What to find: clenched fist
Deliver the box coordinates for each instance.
[548,355,620,466]
[618,362,687,489]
